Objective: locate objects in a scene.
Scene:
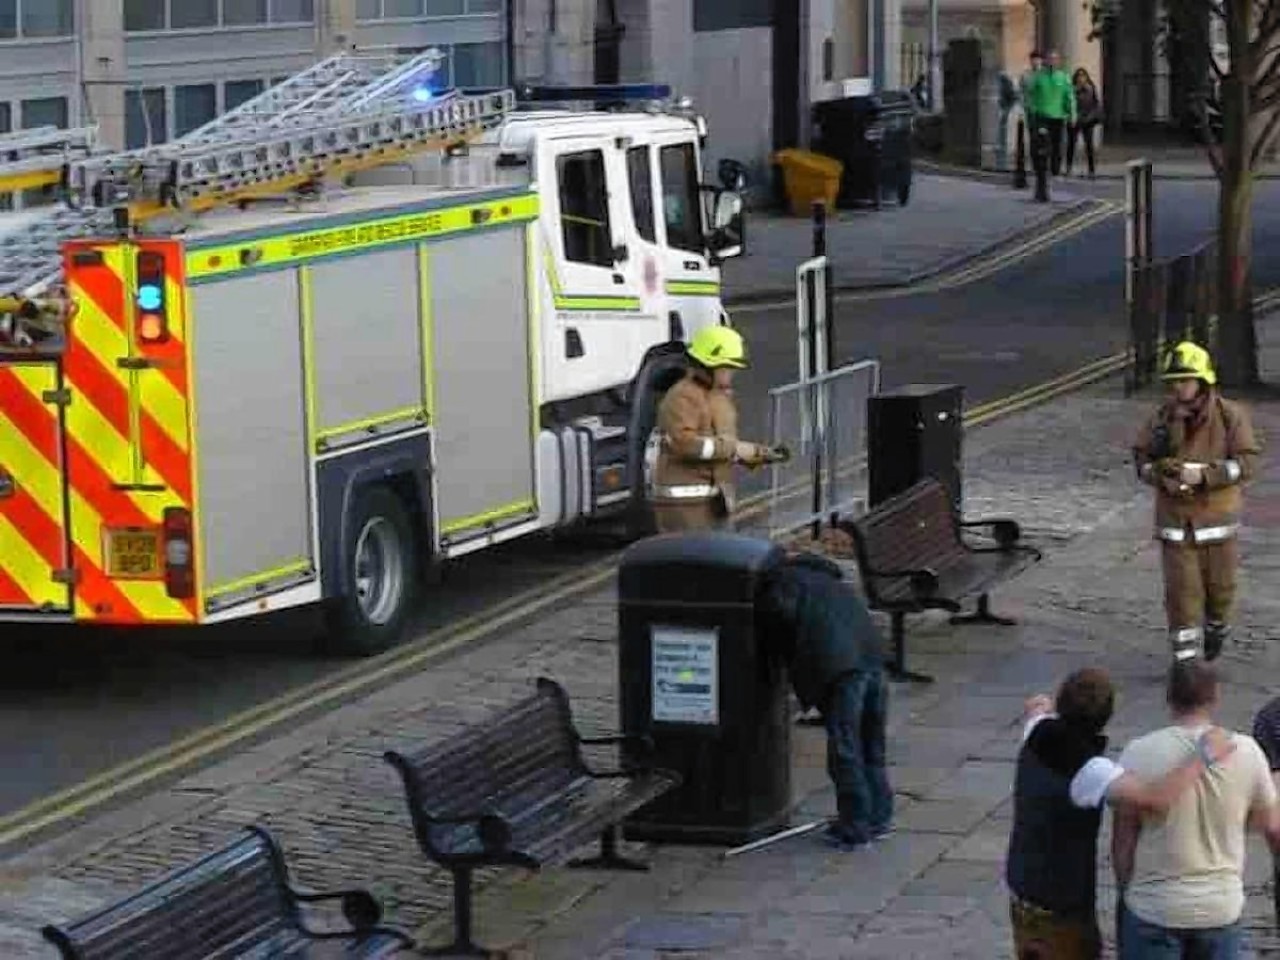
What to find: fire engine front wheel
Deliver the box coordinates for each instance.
[325,486,419,656]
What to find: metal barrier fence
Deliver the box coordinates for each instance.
[766,359,881,537]
[1128,238,1217,393]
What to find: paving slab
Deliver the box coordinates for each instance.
[722,173,1094,301]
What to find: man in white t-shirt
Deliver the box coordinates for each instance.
[1006,667,1234,959]
[1114,661,1280,958]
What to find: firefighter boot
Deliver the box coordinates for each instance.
[1204,621,1231,661]
[1170,625,1204,662]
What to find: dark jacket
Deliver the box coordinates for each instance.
[1005,716,1108,918]
[759,553,884,710]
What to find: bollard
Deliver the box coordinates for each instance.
[1013,118,1028,189]
[1031,123,1050,202]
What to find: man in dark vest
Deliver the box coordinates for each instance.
[759,543,892,850]
[1006,667,1235,959]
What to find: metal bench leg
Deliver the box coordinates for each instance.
[568,825,649,872]
[886,611,934,685]
[421,866,489,957]
[949,593,1017,627]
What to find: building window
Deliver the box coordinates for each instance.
[627,147,656,244]
[21,96,68,130]
[126,88,169,149]
[0,0,14,39]
[223,0,268,25]
[557,150,613,268]
[423,0,464,13]
[270,0,313,21]
[466,0,501,10]
[385,0,422,16]
[451,42,503,87]
[173,0,218,28]
[0,102,9,209]
[20,0,72,36]
[175,84,217,137]
[125,0,165,30]
[225,79,264,110]
[356,0,379,19]
[660,143,703,254]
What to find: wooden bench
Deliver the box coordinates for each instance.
[41,825,413,959]
[840,478,1042,684]
[384,677,680,958]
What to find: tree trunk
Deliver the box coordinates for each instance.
[1215,74,1261,386]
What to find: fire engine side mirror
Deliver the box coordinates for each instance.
[707,190,744,264]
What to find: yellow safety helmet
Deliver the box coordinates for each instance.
[687,325,749,369]
[1161,340,1216,386]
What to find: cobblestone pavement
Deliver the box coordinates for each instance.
[722,173,1095,301]
[2,378,1279,958]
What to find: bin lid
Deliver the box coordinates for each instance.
[619,533,784,604]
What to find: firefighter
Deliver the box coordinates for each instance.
[651,326,775,532]
[1133,341,1261,662]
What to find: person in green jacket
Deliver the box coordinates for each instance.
[1028,50,1077,176]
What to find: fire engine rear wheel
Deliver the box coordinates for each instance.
[325,486,419,656]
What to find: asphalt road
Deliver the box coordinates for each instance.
[2,178,1277,824]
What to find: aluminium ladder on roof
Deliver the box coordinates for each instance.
[0,49,515,303]
[0,126,98,195]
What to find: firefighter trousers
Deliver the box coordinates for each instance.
[1160,538,1238,630]
[652,493,732,534]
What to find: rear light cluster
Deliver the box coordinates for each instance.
[162,507,194,599]
[135,250,170,345]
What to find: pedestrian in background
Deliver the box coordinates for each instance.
[1020,50,1045,128]
[1066,68,1101,178]
[1006,668,1235,960]
[1038,51,1076,176]
[759,538,893,851]
[1132,342,1261,662]
[1113,661,1280,959]
[1252,695,1280,927]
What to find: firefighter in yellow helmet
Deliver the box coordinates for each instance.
[650,326,781,532]
[1133,341,1261,661]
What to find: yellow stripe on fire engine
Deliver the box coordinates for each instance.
[114,581,194,623]
[185,194,541,282]
[0,516,60,607]
[0,410,63,529]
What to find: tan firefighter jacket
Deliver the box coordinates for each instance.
[1133,393,1261,544]
[654,371,741,508]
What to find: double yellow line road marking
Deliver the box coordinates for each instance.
[733,199,1123,314]
[0,349,1135,852]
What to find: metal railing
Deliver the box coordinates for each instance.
[766,358,881,537]
[1128,238,1218,393]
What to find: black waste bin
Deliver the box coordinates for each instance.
[812,91,915,208]
[618,532,791,846]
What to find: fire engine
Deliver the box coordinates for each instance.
[0,51,747,654]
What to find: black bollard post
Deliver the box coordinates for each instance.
[1031,124,1050,202]
[1013,118,1027,189]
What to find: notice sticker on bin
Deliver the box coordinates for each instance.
[651,626,719,725]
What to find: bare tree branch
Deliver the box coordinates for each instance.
[1251,107,1280,167]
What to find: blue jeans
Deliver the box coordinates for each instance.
[1119,900,1242,959]
[825,669,892,842]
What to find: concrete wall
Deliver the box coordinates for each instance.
[512,0,596,84]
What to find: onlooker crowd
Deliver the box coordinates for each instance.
[1016,49,1102,179]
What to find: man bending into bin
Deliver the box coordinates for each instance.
[1006,667,1236,960]
[759,542,893,850]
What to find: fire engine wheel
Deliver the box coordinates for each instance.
[325,486,419,656]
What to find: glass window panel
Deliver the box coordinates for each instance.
[22,0,73,36]
[0,102,10,132]
[21,96,68,129]
[175,84,216,137]
[172,0,217,28]
[0,0,15,39]
[385,0,422,15]
[126,88,168,149]
[627,147,656,243]
[451,42,503,87]
[422,0,463,13]
[270,0,313,21]
[660,143,703,254]
[223,0,267,25]
[466,0,500,10]
[124,0,165,30]
[356,0,380,19]
[557,150,613,267]
[224,78,264,110]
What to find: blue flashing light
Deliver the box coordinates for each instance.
[137,283,163,312]
[412,86,434,103]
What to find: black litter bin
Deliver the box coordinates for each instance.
[618,532,791,846]
[812,91,915,208]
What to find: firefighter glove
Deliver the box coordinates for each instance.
[1160,476,1193,498]
[734,441,766,465]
